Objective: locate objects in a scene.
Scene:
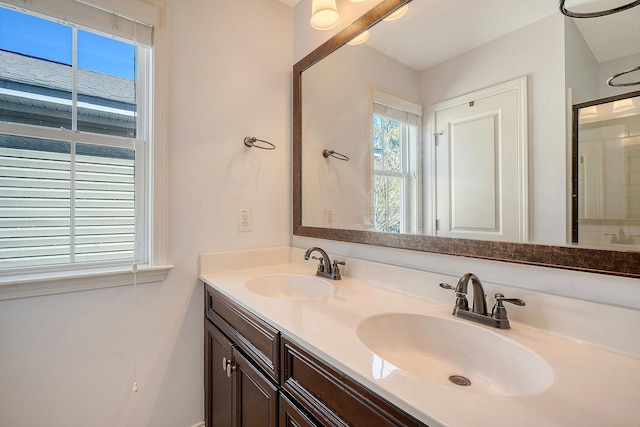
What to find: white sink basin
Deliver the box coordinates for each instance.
[357,313,553,397]
[245,274,334,299]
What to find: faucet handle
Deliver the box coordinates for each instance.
[439,282,469,311]
[491,293,525,322]
[494,293,525,306]
[330,259,345,280]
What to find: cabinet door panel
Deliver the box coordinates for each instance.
[234,350,278,427]
[205,321,233,427]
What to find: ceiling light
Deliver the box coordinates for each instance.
[310,0,340,31]
[347,30,369,45]
[383,4,409,21]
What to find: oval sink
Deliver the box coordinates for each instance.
[357,313,553,397]
[245,274,334,299]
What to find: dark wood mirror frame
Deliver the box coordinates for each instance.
[293,0,640,279]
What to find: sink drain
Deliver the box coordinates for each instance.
[449,375,471,387]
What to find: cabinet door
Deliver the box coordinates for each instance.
[279,392,318,427]
[205,321,234,427]
[234,350,278,427]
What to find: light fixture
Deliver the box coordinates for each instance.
[347,30,369,45]
[613,98,636,113]
[383,4,409,21]
[310,0,340,31]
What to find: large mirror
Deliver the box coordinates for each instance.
[293,0,640,277]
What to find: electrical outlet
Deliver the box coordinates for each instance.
[238,209,252,232]
[324,209,334,226]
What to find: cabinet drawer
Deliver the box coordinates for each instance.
[280,392,319,427]
[281,336,427,427]
[205,285,280,381]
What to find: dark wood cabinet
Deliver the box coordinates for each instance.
[279,392,318,427]
[205,314,278,427]
[234,350,278,426]
[204,283,428,427]
[281,336,425,427]
[205,321,233,426]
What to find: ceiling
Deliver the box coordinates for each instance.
[284,0,639,72]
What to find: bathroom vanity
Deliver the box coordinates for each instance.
[200,248,640,427]
[204,283,424,426]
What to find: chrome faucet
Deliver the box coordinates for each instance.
[303,247,345,280]
[439,273,525,329]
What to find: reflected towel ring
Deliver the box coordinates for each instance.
[322,149,349,161]
[607,66,640,87]
[559,0,640,18]
[244,136,276,150]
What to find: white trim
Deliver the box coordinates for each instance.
[0,264,173,300]
[187,423,205,427]
[149,2,168,266]
[372,88,423,117]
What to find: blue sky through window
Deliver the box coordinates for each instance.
[0,7,135,79]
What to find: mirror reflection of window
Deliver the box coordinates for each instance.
[575,92,640,249]
[371,92,422,234]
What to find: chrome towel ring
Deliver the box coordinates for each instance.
[322,149,349,161]
[607,66,640,87]
[559,0,640,18]
[244,136,276,150]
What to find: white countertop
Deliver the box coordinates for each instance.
[200,263,640,427]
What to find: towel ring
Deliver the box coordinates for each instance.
[607,66,640,87]
[559,0,640,18]
[322,149,349,161]
[244,136,276,150]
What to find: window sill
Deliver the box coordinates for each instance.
[0,264,174,301]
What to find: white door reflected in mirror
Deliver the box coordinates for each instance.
[432,77,528,242]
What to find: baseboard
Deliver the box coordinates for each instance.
[188,422,205,427]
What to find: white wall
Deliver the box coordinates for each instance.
[565,18,599,105]
[0,1,292,426]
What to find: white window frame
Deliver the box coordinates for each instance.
[369,88,423,234]
[0,0,171,300]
